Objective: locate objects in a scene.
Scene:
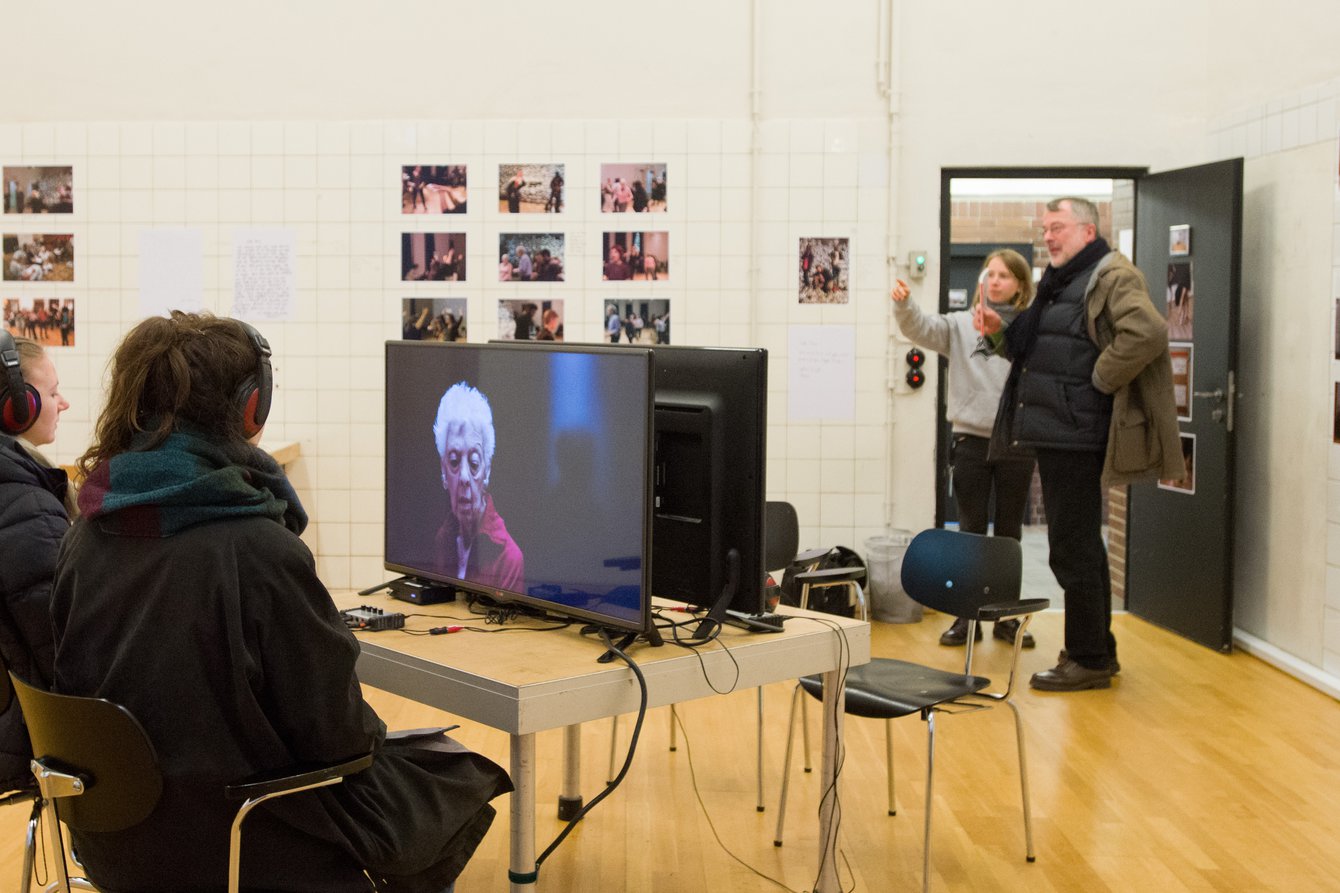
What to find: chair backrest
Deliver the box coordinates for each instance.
[9,672,163,833]
[764,501,800,573]
[900,528,1021,618]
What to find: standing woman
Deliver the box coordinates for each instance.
[891,248,1038,648]
[50,312,508,892]
[0,333,72,789]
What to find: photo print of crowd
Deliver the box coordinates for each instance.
[497,299,564,342]
[4,298,75,347]
[499,233,565,282]
[798,237,849,304]
[498,164,565,213]
[4,166,73,214]
[599,163,666,213]
[4,233,74,281]
[604,299,670,345]
[401,297,466,342]
[401,165,467,214]
[601,231,668,281]
[401,232,467,282]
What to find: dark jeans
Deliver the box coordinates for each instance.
[951,434,1034,541]
[1035,448,1115,669]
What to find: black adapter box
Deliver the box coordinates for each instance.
[388,579,456,605]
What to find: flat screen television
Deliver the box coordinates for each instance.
[650,345,768,624]
[383,340,656,636]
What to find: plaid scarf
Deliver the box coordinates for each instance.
[78,429,306,537]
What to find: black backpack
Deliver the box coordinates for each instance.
[778,546,867,618]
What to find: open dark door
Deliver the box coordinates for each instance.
[1127,158,1242,652]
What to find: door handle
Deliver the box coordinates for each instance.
[1190,373,1235,432]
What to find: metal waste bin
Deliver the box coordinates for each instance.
[864,530,919,623]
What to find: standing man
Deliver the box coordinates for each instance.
[977,196,1182,692]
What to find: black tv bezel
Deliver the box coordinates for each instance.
[648,344,768,616]
[382,339,657,637]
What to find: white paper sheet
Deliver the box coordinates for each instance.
[138,228,204,316]
[231,228,296,320]
[788,325,855,421]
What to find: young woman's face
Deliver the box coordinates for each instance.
[983,257,1021,304]
[19,353,69,447]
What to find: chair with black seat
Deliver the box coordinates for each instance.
[0,660,45,893]
[8,671,375,893]
[772,528,1048,892]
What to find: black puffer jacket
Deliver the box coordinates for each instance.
[1005,258,1112,451]
[0,435,69,790]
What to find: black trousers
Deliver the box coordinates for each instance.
[951,434,1034,541]
[1035,448,1115,669]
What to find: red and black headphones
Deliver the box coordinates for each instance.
[0,330,39,436]
[234,320,273,439]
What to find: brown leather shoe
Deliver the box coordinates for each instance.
[992,619,1036,649]
[1058,649,1120,674]
[1029,656,1113,691]
[939,617,982,646]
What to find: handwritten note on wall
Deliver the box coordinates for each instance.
[138,228,203,317]
[788,325,855,421]
[232,228,295,320]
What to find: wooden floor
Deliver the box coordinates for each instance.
[6,610,1340,891]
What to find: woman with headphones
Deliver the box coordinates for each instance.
[49,312,508,893]
[0,332,72,791]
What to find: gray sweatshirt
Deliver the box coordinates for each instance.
[892,299,1013,439]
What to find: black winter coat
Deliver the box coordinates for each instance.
[0,435,67,790]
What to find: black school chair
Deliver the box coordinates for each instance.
[9,672,374,893]
[772,528,1048,893]
[0,662,44,893]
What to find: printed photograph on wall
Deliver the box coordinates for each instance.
[499,233,565,282]
[604,299,671,345]
[402,297,467,342]
[1333,298,1340,360]
[497,299,565,341]
[799,237,849,304]
[4,166,73,214]
[1158,433,1196,494]
[599,163,667,213]
[1166,260,1193,341]
[401,232,467,282]
[498,164,565,213]
[4,297,76,347]
[4,234,74,281]
[402,165,467,214]
[1170,342,1193,421]
[1334,383,1340,443]
[1169,224,1191,257]
[600,232,668,281]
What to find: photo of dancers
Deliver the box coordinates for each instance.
[4,166,73,214]
[401,165,467,214]
[402,298,467,342]
[498,164,565,213]
[499,234,565,282]
[600,231,667,281]
[497,300,564,341]
[798,237,849,304]
[605,299,670,345]
[4,234,74,281]
[401,232,467,282]
[599,164,666,213]
[4,297,76,347]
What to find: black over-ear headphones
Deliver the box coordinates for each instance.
[0,330,39,436]
[235,320,273,439]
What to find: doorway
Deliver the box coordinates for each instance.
[937,168,1145,607]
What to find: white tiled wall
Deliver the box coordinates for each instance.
[1211,79,1340,677]
[1,117,898,590]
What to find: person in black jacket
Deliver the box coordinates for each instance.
[0,334,71,791]
[50,312,509,892]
